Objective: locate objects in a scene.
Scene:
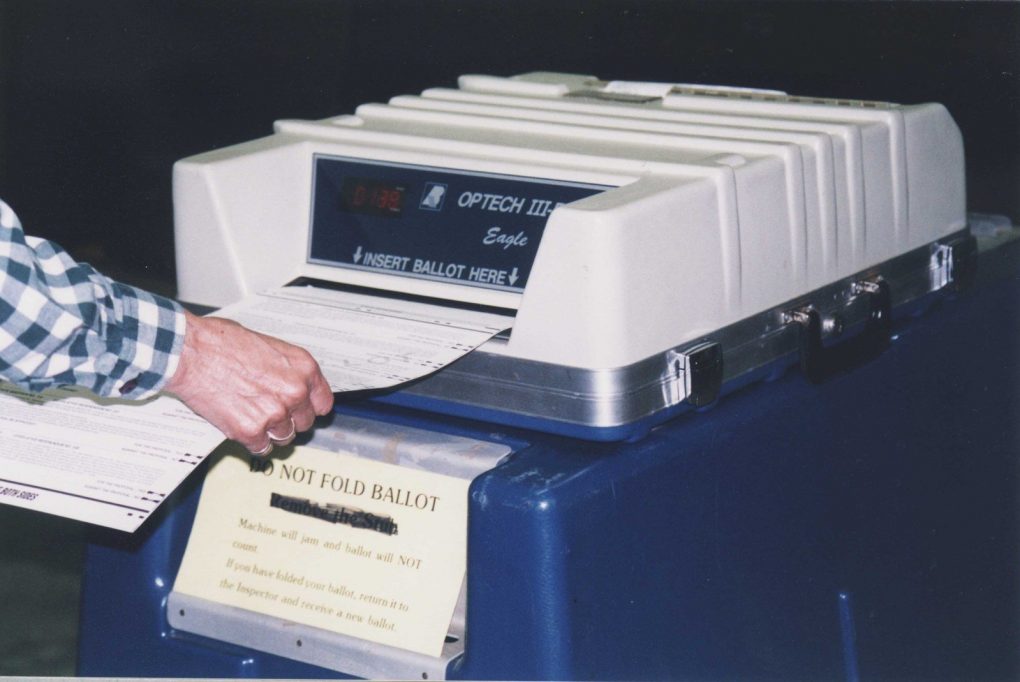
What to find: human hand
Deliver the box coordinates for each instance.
[165,310,334,455]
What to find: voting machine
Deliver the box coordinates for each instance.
[172,72,972,440]
[79,74,993,680]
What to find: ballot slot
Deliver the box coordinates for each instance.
[285,277,517,342]
[169,412,516,679]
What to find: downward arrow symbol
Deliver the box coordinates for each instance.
[354,246,363,263]
[508,267,519,286]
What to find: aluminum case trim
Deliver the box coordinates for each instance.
[394,229,973,433]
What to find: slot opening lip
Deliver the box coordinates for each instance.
[285,276,519,325]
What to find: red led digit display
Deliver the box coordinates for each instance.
[340,178,405,217]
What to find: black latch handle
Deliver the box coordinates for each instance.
[788,278,892,383]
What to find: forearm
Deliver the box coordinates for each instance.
[0,200,185,398]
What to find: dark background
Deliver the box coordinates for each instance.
[0,0,1017,294]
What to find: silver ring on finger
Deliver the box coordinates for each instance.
[251,441,274,457]
[267,417,297,443]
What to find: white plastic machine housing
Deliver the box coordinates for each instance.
[174,72,969,440]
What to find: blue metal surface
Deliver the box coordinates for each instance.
[79,263,1019,679]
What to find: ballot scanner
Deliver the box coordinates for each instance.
[78,74,1007,680]
[172,71,973,440]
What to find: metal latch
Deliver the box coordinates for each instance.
[667,341,723,408]
[930,234,978,291]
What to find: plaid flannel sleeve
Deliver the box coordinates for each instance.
[0,199,186,399]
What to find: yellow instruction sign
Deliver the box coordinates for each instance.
[173,443,470,657]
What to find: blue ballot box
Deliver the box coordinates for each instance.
[77,241,1019,680]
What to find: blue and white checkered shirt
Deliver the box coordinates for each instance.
[0,199,185,399]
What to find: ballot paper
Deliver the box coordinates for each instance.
[0,285,512,531]
[213,285,512,392]
[0,383,224,531]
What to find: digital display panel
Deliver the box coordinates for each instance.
[339,177,406,217]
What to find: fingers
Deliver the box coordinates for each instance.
[309,371,335,416]
[241,387,319,454]
[229,400,286,455]
[290,400,318,433]
[275,343,335,417]
[266,416,297,447]
[242,378,323,453]
[250,439,275,458]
